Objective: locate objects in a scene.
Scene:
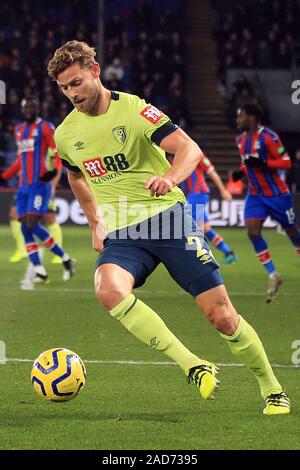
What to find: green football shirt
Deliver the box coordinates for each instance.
[54,91,186,233]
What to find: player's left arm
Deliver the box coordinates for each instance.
[145,128,202,197]
[207,168,233,201]
[265,133,291,170]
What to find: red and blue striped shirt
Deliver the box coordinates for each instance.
[237,127,291,197]
[2,118,61,187]
[181,154,214,195]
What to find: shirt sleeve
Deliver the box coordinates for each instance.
[265,133,291,170]
[54,128,81,173]
[199,153,214,174]
[131,96,178,144]
[2,155,22,180]
[43,122,59,155]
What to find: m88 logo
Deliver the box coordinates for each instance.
[83,153,129,178]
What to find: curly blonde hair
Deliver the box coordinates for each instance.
[48,40,96,80]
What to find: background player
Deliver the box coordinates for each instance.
[48,40,290,415]
[181,153,237,264]
[8,147,64,264]
[0,96,74,282]
[232,103,300,302]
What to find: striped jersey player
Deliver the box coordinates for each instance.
[0,96,74,282]
[234,103,300,302]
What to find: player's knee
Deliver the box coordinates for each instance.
[95,280,131,311]
[26,216,39,229]
[248,229,261,240]
[205,296,237,335]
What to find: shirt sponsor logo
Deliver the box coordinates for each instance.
[83,157,108,177]
[90,171,122,185]
[140,105,164,124]
[242,152,259,162]
[18,139,35,152]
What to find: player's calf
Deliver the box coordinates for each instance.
[196,286,239,336]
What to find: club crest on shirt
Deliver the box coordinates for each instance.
[112,126,126,144]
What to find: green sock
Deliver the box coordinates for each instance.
[48,223,63,248]
[220,315,282,399]
[10,220,26,254]
[109,294,202,374]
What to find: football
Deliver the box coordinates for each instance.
[31,348,86,401]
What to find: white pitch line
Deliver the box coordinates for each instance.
[1,358,299,369]
[13,286,300,297]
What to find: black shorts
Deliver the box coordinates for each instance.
[96,203,224,297]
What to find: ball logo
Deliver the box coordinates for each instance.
[140,105,164,124]
[83,157,108,177]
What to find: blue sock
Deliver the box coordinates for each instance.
[205,229,232,255]
[21,224,41,266]
[31,224,65,258]
[250,235,276,275]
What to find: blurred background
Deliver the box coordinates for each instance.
[0,0,300,220]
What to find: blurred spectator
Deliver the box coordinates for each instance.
[103,58,125,85]
[212,0,299,83]
[227,73,270,128]
[225,170,244,195]
[257,41,272,68]
[0,0,187,187]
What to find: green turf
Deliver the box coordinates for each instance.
[0,225,299,450]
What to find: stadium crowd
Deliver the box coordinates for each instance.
[211,0,300,81]
[211,0,300,163]
[0,0,186,184]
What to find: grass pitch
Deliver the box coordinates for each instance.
[0,225,299,450]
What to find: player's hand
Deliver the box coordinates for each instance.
[232,170,244,182]
[40,169,58,182]
[220,189,233,201]
[91,223,106,253]
[243,156,266,168]
[144,176,173,197]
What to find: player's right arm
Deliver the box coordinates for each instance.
[55,126,104,251]
[0,155,21,182]
[67,169,104,252]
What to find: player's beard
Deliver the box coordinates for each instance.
[75,87,100,115]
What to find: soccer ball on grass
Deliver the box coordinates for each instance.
[31,348,86,401]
